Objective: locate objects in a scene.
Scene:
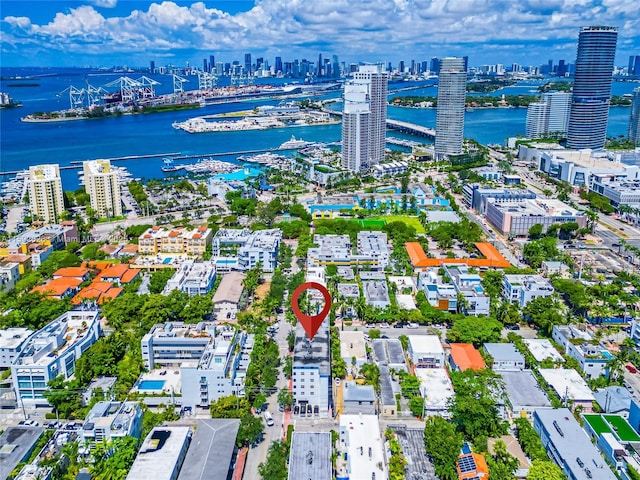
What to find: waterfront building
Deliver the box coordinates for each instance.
[525,92,571,138]
[435,57,466,160]
[337,414,388,480]
[533,408,616,480]
[163,261,217,296]
[292,320,331,417]
[80,401,143,444]
[211,228,281,272]
[83,160,122,219]
[567,26,618,150]
[502,274,554,307]
[0,327,33,368]
[138,226,212,256]
[341,64,387,172]
[630,87,640,146]
[126,427,191,480]
[11,310,101,408]
[27,164,65,224]
[288,432,332,480]
[485,198,587,237]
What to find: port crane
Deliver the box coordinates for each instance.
[172,74,188,94]
[196,71,217,91]
[103,76,160,103]
[57,82,107,109]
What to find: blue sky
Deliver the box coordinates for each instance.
[1,0,639,68]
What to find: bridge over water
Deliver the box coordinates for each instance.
[321,108,436,140]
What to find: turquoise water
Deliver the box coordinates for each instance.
[138,380,165,390]
[215,167,262,181]
[162,258,172,264]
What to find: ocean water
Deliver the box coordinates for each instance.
[1,67,638,189]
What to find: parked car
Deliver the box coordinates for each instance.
[626,363,638,374]
[380,322,390,329]
[407,323,419,329]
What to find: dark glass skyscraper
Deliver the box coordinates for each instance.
[566,26,618,150]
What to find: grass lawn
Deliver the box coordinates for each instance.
[604,415,640,442]
[370,215,425,234]
[583,414,609,435]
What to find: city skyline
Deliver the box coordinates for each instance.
[1,0,640,68]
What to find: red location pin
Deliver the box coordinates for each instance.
[291,281,332,340]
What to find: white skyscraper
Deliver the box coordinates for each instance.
[83,159,122,218]
[341,64,387,172]
[526,92,571,138]
[28,164,65,224]
[629,87,640,147]
[435,57,467,160]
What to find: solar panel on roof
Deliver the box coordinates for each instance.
[458,455,477,473]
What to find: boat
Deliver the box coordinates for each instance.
[0,92,22,109]
[161,158,186,173]
[279,135,312,150]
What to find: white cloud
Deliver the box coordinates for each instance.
[1,0,638,65]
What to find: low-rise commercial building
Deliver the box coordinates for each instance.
[163,261,216,296]
[462,184,536,214]
[126,426,192,480]
[533,408,616,480]
[288,432,332,480]
[523,338,564,363]
[340,331,367,370]
[0,327,33,368]
[342,381,376,415]
[486,198,587,237]
[338,414,388,480]
[483,343,525,371]
[407,335,444,368]
[11,310,101,408]
[590,175,640,209]
[362,280,390,308]
[211,228,281,271]
[538,368,596,412]
[212,272,245,321]
[502,274,554,307]
[552,325,612,378]
[138,226,212,256]
[80,401,143,444]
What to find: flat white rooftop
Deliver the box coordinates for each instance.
[0,328,33,349]
[126,426,191,480]
[340,331,366,360]
[523,339,564,363]
[408,335,444,355]
[415,368,454,411]
[340,414,387,480]
[539,368,595,402]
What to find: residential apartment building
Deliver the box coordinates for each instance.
[356,231,389,269]
[533,408,616,480]
[417,269,458,313]
[435,57,467,160]
[538,368,596,412]
[0,224,76,268]
[526,92,571,138]
[83,159,122,218]
[163,261,217,296]
[341,64,388,172]
[502,274,555,307]
[307,232,389,270]
[567,26,618,150]
[211,228,281,272]
[415,368,454,418]
[0,328,33,368]
[500,370,551,420]
[181,329,251,409]
[0,262,20,293]
[28,164,65,224]
[486,198,587,237]
[338,414,388,480]
[126,427,192,480]
[11,310,101,408]
[444,264,490,315]
[141,322,217,370]
[407,335,445,368]
[483,343,525,371]
[292,320,331,417]
[630,87,640,146]
[80,401,143,444]
[138,226,212,256]
[552,325,611,378]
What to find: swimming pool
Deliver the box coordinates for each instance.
[162,258,172,264]
[215,168,262,181]
[138,380,165,390]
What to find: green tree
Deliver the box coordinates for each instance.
[447,316,502,347]
[526,460,566,480]
[487,440,520,480]
[359,363,380,391]
[148,268,175,294]
[423,416,464,480]
[481,270,504,300]
[528,223,544,239]
[409,395,425,418]
[258,440,289,480]
[277,388,294,408]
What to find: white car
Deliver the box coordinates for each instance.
[407,323,419,329]
[379,322,390,329]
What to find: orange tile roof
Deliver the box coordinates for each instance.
[169,231,180,237]
[3,254,31,263]
[193,233,202,239]
[47,277,83,288]
[53,267,90,278]
[198,226,207,232]
[31,284,73,297]
[87,261,112,271]
[99,244,120,254]
[405,242,430,267]
[449,344,486,371]
[457,453,489,479]
[152,226,160,230]
[120,244,138,253]
[99,263,128,278]
[72,287,102,304]
[405,242,511,269]
[120,269,140,284]
[144,234,152,239]
[98,287,123,303]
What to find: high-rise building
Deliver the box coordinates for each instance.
[341,64,388,172]
[430,57,440,74]
[630,87,640,147]
[435,57,467,160]
[83,159,122,218]
[629,55,640,76]
[244,53,252,75]
[275,56,282,74]
[209,55,215,73]
[567,26,618,150]
[525,92,571,138]
[149,60,155,74]
[28,164,65,224]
